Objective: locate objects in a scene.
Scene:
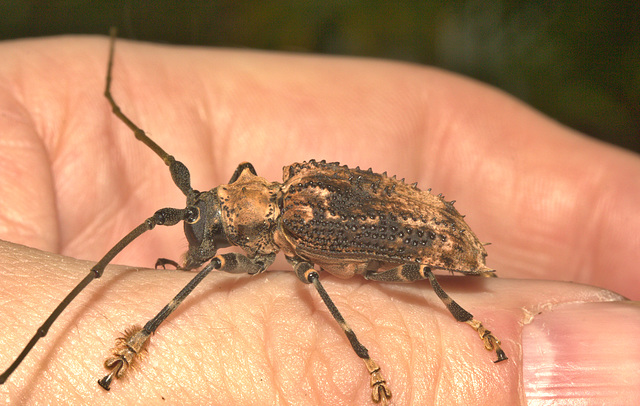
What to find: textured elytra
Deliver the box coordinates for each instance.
[271,159,492,279]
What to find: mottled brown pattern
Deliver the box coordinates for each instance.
[275,160,491,278]
[215,169,281,258]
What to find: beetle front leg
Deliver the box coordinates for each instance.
[290,258,392,405]
[99,258,220,390]
[99,251,275,390]
[154,258,182,269]
[365,264,507,363]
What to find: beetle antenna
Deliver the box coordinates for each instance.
[104,27,194,197]
[0,28,201,385]
[0,208,190,384]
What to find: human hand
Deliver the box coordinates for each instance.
[0,35,638,405]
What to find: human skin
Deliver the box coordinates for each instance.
[0,36,638,405]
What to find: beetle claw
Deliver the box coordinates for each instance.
[371,380,392,405]
[466,319,508,362]
[364,358,391,404]
[98,369,116,390]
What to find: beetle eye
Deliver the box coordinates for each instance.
[184,203,205,247]
[186,206,200,224]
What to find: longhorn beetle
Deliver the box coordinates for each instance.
[0,28,507,404]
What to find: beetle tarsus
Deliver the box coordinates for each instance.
[466,319,508,362]
[495,348,508,363]
[98,369,116,391]
[366,358,392,405]
[155,258,181,269]
[373,383,392,406]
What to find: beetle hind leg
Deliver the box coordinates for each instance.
[365,264,507,363]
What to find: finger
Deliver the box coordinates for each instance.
[2,240,637,405]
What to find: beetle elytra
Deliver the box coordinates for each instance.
[0,28,507,405]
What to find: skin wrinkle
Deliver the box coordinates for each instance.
[226,317,246,402]
[57,134,122,260]
[403,304,418,406]
[195,94,219,191]
[299,290,322,406]
[386,293,416,405]
[213,312,235,399]
[307,348,323,406]
[593,168,633,287]
[509,186,552,278]
[263,282,296,402]
[29,272,115,402]
[572,171,608,286]
[421,100,451,191]
[1,100,59,252]
[311,348,329,404]
[259,292,283,404]
[313,281,369,404]
[341,283,382,402]
[416,74,437,183]
[209,54,261,171]
[270,338,286,406]
[240,313,267,398]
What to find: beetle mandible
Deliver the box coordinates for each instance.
[0,28,507,405]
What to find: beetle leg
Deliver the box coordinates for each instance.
[154,251,276,273]
[290,258,392,405]
[99,251,276,390]
[154,258,182,269]
[365,264,507,363]
[228,162,257,183]
[99,257,220,390]
[0,207,189,386]
[214,252,276,275]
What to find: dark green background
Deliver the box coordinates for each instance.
[2,0,638,153]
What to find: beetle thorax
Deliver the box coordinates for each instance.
[216,169,281,257]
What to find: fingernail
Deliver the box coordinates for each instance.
[523,301,640,405]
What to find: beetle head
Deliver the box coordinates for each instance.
[182,189,230,269]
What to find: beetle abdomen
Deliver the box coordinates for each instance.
[279,160,490,274]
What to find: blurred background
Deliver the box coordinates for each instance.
[1,0,638,153]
